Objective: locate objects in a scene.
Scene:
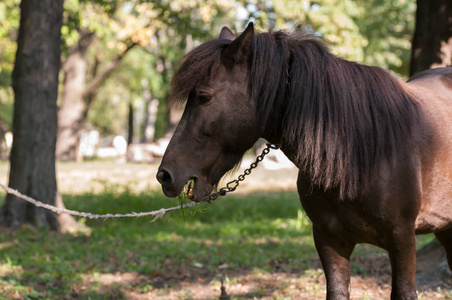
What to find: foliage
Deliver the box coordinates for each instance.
[0,88,13,130]
[0,0,417,141]
[85,0,416,139]
[238,0,415,74]
[353,0,415,75]
[239,0,367,61]
[0,0,19,131]
[62,0,120,55]
[70,0,240,139]
[0,0,19,87]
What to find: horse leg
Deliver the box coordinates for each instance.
[313,226,356,300]
[434,228,452,272]
[386,226,418,300]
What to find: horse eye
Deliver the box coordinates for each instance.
[198,93,212,104]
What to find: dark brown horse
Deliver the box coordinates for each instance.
[157,23,452,299]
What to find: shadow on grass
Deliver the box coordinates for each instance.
[0,187,448,299]
[0,188,319,299]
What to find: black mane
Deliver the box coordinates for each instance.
[169,39,228,104]
[170,29,422,199]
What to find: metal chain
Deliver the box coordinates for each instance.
[202,143,280,202]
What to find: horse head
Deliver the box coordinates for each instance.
[157,24,262,201]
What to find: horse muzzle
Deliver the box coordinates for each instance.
[156,168,213,201]
[156,167,181,198]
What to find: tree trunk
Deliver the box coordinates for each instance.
[140,79,159,143]
[128,101,134,145]
[0,0,63,228]
[159,57,183,139]
[56,40,137,161]
[410,0,452,76]
[164,99,184,139]
[141,98,159,143]
[56,30,95,162]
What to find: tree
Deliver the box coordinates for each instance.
[238,0,415,76]
[148,0,241,139]
[56,29,96,162]
[50,0,420,162]
[354,0,415,76]
[0,0,63,228]
[56,0,239,160]
[56,34,138,161]
[410,0,452,76]
[56,0,141,161]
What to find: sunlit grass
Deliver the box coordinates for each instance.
[0,185,316,299]
[0,177,443,299]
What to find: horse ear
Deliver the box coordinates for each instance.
[221,22,254,68]
[219,26,235,41]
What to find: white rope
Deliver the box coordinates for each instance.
[0,183,204,222]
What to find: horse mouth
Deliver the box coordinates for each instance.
[157,166,215,201]
[183,177,213,202]
[186,179,195,199]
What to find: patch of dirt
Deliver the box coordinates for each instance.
[70,253,452,299]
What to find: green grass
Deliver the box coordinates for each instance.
[0,182,443,299]
[0,185,316,299]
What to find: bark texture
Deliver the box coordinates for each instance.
[410,0,452,76]
[56,30,95,162]
[56,39,137,161]
[0,0,63,228]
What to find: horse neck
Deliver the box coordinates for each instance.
[263,48,421,199]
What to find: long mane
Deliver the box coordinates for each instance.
[170,29,423,199]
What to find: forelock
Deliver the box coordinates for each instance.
[169,39,231,107]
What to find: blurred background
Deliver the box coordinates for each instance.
[0,0,451,299]
[0,0,419,163]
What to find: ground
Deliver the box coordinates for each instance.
[0,159,451,299]
[72,251,452,300]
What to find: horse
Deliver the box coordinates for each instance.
[157,23,452,299]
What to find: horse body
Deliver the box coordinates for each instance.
[407,69,452,234]
[294,68,452,299]
[157,24,452,299]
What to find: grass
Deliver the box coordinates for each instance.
[0,163,445,299]
[0,184,317,299]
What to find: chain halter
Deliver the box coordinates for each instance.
[191,143,280,202]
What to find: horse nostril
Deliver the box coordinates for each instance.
[157,169,173,186]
